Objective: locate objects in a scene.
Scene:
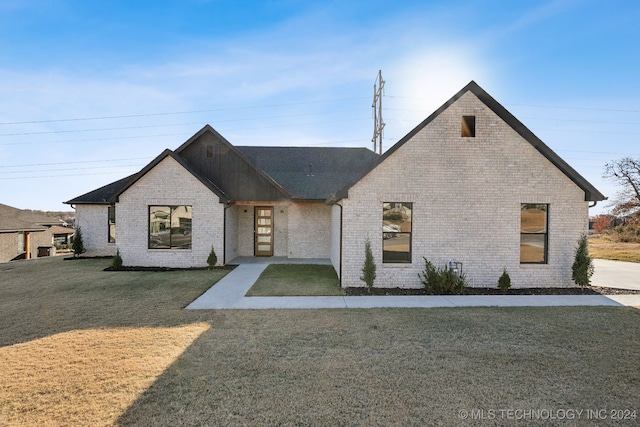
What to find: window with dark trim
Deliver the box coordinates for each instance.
[149,205,192,249]
[520,204,548,264]
[383,202,412,263]
[461,115,476,137]
[108,204,116,243]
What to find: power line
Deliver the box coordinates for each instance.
[0,97,370,126]
[0,171,139,180]
[0,164,143,175]
[0,157,152,168]
[0,108,366,137]
[386,94,640,114]
[0,132,187,146]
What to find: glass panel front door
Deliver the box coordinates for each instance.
[255,207,274,256]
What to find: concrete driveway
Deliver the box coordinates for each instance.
[592,259,640,291]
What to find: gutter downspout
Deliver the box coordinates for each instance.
[337,202,343,288]
[589,201,598,208]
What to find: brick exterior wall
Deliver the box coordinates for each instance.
[287,204,331,258]
[224,205,239,262]
[117,157,224,268]
[0,230,53,262]
[339,92,589,289]
[233,203,330,259]
[0,232,19,262]
[330,204,342,277]
[75,204,116,256]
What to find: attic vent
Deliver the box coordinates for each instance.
[461,116,476,137]
[307,163,314,176]
[206,145,213,157]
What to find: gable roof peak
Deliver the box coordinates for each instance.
[330,80,605,202]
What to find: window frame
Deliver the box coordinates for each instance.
[148,205,193,250]
[461,115,476,137]
[382,202,413,264]
[108,204,116,243]
[520,203,549,264]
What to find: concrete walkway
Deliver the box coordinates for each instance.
[186,258,640,310]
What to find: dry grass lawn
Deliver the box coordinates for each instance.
[245,264,343,296]
[1,257,640,426]
[589,234,640,263]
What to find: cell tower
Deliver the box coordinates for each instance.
[371,70,385,154]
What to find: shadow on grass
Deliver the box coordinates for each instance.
[116,307,640,425]
[0,257,229,348]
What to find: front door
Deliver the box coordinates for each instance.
[255,207,274,256]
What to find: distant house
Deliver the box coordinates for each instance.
[66,81,605,288]
[0,204,61,262]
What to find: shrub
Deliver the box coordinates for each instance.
[592,214,612,234]
[360,238,376,291]
[112,249,123,270]
[418,258,467,295]
[207,246,218,269]
[497,268,511,294]
[572,235,594,288]
[72,227,85,257]
[607,224,640,243]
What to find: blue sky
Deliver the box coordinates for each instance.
[0,0,638,214]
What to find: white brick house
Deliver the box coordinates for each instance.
[66,81,604,287]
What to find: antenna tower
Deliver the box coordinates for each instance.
[371,70,385,154]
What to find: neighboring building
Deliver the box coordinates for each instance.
[66,81,605,288]
[0,204,61,262]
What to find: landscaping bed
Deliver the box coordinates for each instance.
[346,286,640,296]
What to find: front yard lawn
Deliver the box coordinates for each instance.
[1,257,640,426]
[245,263,344,296]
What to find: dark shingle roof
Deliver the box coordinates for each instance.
[0,203,59,232]
[236,146,379,200]
[65,174,137,205]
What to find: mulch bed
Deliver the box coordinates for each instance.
[346,286,640,296]
[103,266,235,272]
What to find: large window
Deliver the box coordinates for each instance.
[520,204,548,264]
[108,204,116,243]
[149,205,192,249]
[383,202,412,263]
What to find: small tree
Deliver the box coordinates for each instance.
[112,249,123,270]
[72,227,85,257]
[572,235,594,289]
[360,238,376,291]
[207,246,218,269]
[497,268,511,294]
[592,214,612,234]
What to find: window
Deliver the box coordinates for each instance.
[461,115,475,137]
[108,204,116,243]
[18,231,25,252]
[383,202,412,263]
[206,145,213,157]
[149,205,192,249]
[520,204,548,264]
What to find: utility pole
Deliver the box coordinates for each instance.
[371,70,385,154]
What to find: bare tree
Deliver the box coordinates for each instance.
[604,157,640,217]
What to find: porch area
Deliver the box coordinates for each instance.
[227,256,331,265]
